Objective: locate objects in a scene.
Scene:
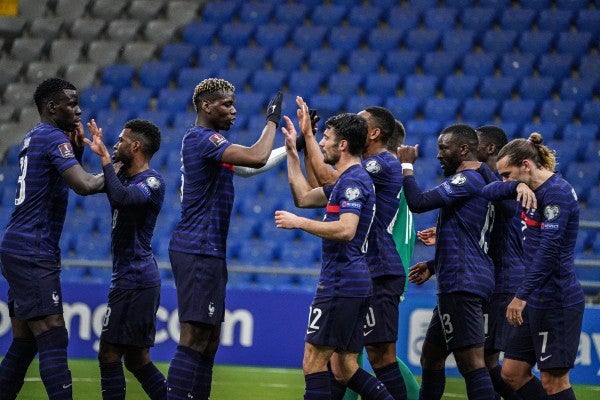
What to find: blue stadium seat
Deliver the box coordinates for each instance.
[288,71,323,96]
[95,109,133,144]
[234,92,267,116]
[384,96,421,122]
[556,31,593,58]
[479,0,511,6]
[575,9,600,39]
[327,72,362,96]
[442,75,479,101]
[422,51,459,79]
[479,76,517,102]
[236,240,278,266]
[423,98,460,121]
[347,49,382,75]
[308,48,343,75]
[292,25,328,51]
[117,87,153,114]
[523,122,559,142]
[239,2,273,25]
[441,30,475,57]
[219,22,254,47]
[461,52,497,76]
[386,6,421,32]
[406,120,442,144]
[310,4,347,26]
[348,5,383,29]
[499,8,537,31]
[540,100,577,129]
[500,52,537,79]
[407,0,438,11]
[364,72,401,97]
[198,45,232,70]
[578,55,600,80]
[520,0,551,7]
[273,3,308,26]
[518,76,556,106]
[250,70,287,95]
[270,46,305,73]
[500,99,536,127]
[537,9,574,34]
[136,110,172,129]
[562,123,599,143]
[181,21,217,48]
[309,94,345,120]
[367,27,403,52]
[446,0,473,6]
[157,88,192,115]
[177,67,215,89]
[139,61,175,95]
[461,99,498,125]
[460,7,498,35]
[555,0,588,11]
[518,30,555,56]
[560,78,595,108]
[403,75,438,101]
[160,43,195,70]
[328,26,364,55]
[234,46,268,71]
[587,186,600,208]
[383,50,420,77]
[346,95,384,113]
[423,7,458,31]
[538,54,574,81]
[481,29,518,55]
[404,28,440,52]
[493,121,520,139]
[201,1,238,24]
[79,85,114,115]
[254,24,290,51]
[582,139,600,162]
[564,162,600,195]
[580,101,600,126]
[101,64,135,89]
[371,0,398,9]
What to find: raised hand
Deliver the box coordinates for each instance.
[266,91,283,127]
[281,115,298,152]
[84,119,110,161]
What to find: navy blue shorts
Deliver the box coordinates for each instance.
[363,275,404,345]
[305,296,370,353]
[169,250,227,326]
[504,302,584,370]
[426,292,486,352]
[484,293,514,353]
[100,286,161,347]
[0,252,63,320]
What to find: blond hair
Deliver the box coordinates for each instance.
[192,78,235,112]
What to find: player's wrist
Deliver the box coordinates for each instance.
[401,162,413,170]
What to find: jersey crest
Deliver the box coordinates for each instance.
[543,205,560,221]
[344,187,361,201]
[365,159,381,174]
[209,133,227,147]
[450,173,467,186]
[146,176,161,189]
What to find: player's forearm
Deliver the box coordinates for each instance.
[102,164,148,207]
[403,176,446,213]
[244,122,277,167]
[481,181,519,201]
[298,218,356,241]
[234,146,286,177]
[287,149,313,207]
[304,133,338,186]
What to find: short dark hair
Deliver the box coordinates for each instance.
[441,123,478,151]
[124,119,161,157]
[386,119,406,152]
[325,113,368,156]
[364,106,396,144]
[192,78,235,112]
[33,78,77,113]
[476,125,508,153]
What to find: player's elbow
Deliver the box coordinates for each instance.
[337,226,356,242]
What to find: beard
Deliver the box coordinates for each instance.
[440,157,461,177]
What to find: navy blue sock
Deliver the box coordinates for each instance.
[167,345,212,400]
[100,361,125,400]
[547,387,576,400]
[304,371,330,400]
[347,368,393,400]
[328,369,346,400]
[489,365,521,400]
[464,367,496,400]
[516,376,547,399]
[36,327,72,400]
[132,362,167,400]
[419,368,445,400]
[0,338,38,399]
[374,362,407,400]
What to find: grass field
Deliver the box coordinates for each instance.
[14,358,600,399]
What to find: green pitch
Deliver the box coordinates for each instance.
[14,358,600,399]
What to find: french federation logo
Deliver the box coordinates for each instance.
[450,173,467,186]
[345,187,361,201]
[543,205,560,221]
[52,291,60,306]
[208,302,215,317]
[365,159,381,174]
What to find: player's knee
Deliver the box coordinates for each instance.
[540,368,570,392]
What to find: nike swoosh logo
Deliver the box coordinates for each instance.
[540,354,552,361]
[445,336,453,343]
[306,330,316,334]
[63,383,73,389]
[364,329,373,336]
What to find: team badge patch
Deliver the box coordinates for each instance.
[543,205,560,221]
[58,142,75,158]
[146,176,161,189]
[344,187,361,200]
[365,159,381,174]
[450,173,467,186]
[209,133,227,147]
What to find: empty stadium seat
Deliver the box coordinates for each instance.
[479,76,517,102]
[518,76,556,105]
[181,21,217,48]
[537,9,574,34]
[539,99,577,129]
[250,70,287,95]
[270,46,305,73]
[157,88,192,114]
[562,123,599,143]
[106,19,141,44]
[403,75,439,101]
[160,43,196,70]
[406,120,443,143]
[234,46,268,71]
[367,27,403,52]
[386,6,421,32]
[560,78,595,107]
[63,63,99,89]
[239,2,273,25]
[347,49,382,75]
[234,92,267,116]
[500,7,537,31]
[9,38,46,63]
[346,95,384,113]
[292,25,328,51]
[523,122,559,142]
[273,3,308,26]
[384,96,421,123]
[518,30,555,56]
[404,28,440,52]
[575,9,600,39]
[422,51,459,79]
[328,26,364,55]
[538,54,574,81]
[121,42,158,69]
[423,98,460,121]
[441,30,475,57]
[101,64,136,89]
[500,52,537,79]
[364,72,401,97]
[198,45,233,70]
[500,99,537,127]
[219,22,254,47]
[424,7,458,31]
[481,29,518,55]
[308,94,345,120]
[308,48,343,75]
[117,87,153,113]
[310,4,347,26]
[254,24,290,51]
[460,7,498,35]
[327,72,362,96]
[443,75,480,101]
[461,99,498,124]
[128,0,165,23]
[384,50,420,77]
[201,0,238,24]
[461,52,497,76]
[24,62,62,84]
[90,0,127,19]
[348,5,383,29]
[288,71,323,96]
[139,61,175,94]
[87,40,122,68]
[556,31,593,58]
[220,68,251,90]
[580,101,600,126]
[79,85,114,115]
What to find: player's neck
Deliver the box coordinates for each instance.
[124,159,149,177]
[363,142,387,158]
[335,154,361,175]
[529,169,554,190]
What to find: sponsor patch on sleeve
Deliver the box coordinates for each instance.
[209,133,227,147]
[58,142,75,158]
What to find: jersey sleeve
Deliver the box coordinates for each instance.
[45,129,80,173]
[185,129,232,163]
[102,164,160,208]
[336,174,371,216]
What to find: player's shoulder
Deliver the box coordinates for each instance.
[363,151,401,175]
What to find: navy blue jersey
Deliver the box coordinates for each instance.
[169,126,233,258]
[320,164,376,298]
[0,123,79,260]
[482,175,584,309]
[362,151,405,278]
[403,167,495,299]
[102,165,164,289]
